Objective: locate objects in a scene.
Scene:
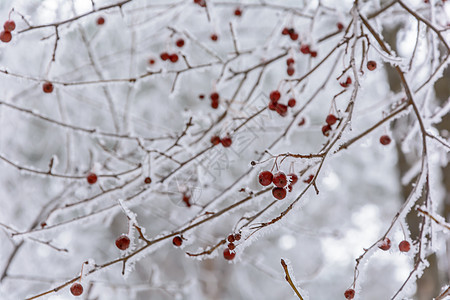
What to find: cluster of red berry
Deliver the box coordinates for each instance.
[160,52,179,63]
[286,58,295,76]
[300,44,317,58]
[210,134,232,148]
[321,113,339,137]
[258,170,298,200]
[281,27,299,41]
[210,92,220,109]
[224,233,241,260]
[377,237,410,252]
[0,19,15,43]
[268,90,296,117]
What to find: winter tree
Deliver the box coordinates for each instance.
[0,0,449,299]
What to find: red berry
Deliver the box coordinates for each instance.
[344,288,355,299]
[337,22,344,31]
[70,283,84,296]
[144,177,152,184]
[211,99,219,109]
[287,67,295,76]
[172,236,183,247]
[221,136,232,147]
[176,38,185,47]
[273,172,287,187]
[378,237,391,251]
[228,242,236,250]
[269,90,281,102]
[272,187,287,200]
[96,16,105,25]
[169,54,179,63]
[268,101,277,111]
[367,60,377,71]
[288,173,298,185]
[258,171,273,186]
[326,114,338,125]
[148,58,155,65]
[160,52,169,61]
[300,44,310,54]
[86,172,97,184]
[282,27,289,35]
[322,124,332,136]
[0,30,11,43]
[340,76,352,88]
[303,174,314,184]
[227,234,235,243]
[399,240,410,252]
[115,235,130,250]
[234,8,242,16]
[287,28,295,35]
[210,92,219,101]
[199,94,205,99]
[288,98,296,107]
[286,58,295,66]
[290,32,299,41]
[298,118,306,126]
[210,34,218,41]
[276,103,288,117]
[310,51,317,57]
[380,135,391,145]
[42,81,54,93]
[234,233,241,241]
[223,248,235,260]
[3,20,15,32]
[211,135,221,145]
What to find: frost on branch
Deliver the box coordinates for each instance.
[0,0,449,299]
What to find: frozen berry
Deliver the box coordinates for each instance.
[300,44,310,54]
[303,174,314,184]
[298,118,306,126]
[198,94,205,99]
[322,124,332,136]
[288,98,296,107]
[234,233,241,241]
[290,32,299,41]
[268,101,277,111]
[367,60,377,71]
[258,171,273,186]
[210,92,219,101]
[173,236,183,247]
[3,20,15,31]
[399,240,410,252]
[288,173,298,185]
[337,22,344,31]
[286,58,295,66]
[221,136,232,147]
[326,114,338,125]
[223,248,235,260]
[272,187,287,200]
[380,135,391,145]
[115,235,130,250]
[228,242,236,250]
[276,103,288,117]
[210,34,218,41]
[169,54,179,63]
[234,8,242,16]
[270,90,281,102]
[273,172,287,188]
[378,237,391,251]
[176,38,185,47]
[211,135,221,145]
[182,194,191,207]
[160,52,169,61]
[148,58,155,65]
[310,51,317,57]
[227,234,235,243]
[344,288,355,299]
[86,172,97,184]
[96,16,105,25]
[0,30,11,43]
[211,99,219,109]
[70,283,84,296]
[42,81,54,93]
[287,67,295,76]
[282,27,289,35]
[144,177,152,184]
